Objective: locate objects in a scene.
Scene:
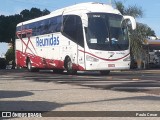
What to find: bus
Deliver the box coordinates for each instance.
[15,2,136,75]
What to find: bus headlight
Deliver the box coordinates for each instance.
[123,56,130,61]
[86,55,99,62]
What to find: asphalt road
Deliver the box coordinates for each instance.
[0,69,160,120]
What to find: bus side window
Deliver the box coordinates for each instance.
[55,16,62,32]
[43,19,49,34]
[16,26,21,39]
[22,25,26,38]
[36,21,41,35]
[76,16,84,47]
[63,15,84,47]
[48,16,62,33]
[30,22,37,36]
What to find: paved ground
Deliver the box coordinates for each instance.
[0,69,160,120]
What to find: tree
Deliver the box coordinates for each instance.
[115,1,125,15]
[0,8,50,68]
[5,47,15,64]
[42,9,50,15]
[114,1,143,18]
[20,9,30,21]
[20,8,50,21]
[146,27,156,37]
[114,1,156,69]
[0,8,50,44]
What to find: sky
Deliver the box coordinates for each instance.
[0,0,160,55]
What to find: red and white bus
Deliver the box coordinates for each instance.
[15,2,136,74]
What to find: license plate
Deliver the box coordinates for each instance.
[108,64,115,67]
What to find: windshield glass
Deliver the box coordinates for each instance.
[86,13,129,51]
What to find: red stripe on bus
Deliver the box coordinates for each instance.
[79,49,129,61]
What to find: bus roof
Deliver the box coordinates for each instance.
[50,2,120,15]
[17,2,121,27]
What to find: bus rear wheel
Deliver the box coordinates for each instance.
[27,58,39,72]
[64,57,77,75]
[100,70,110,75]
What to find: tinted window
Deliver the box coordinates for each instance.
[16,16,62,37]
[63,15,84,47]
[48,16,62,33]
[86,13,129,51]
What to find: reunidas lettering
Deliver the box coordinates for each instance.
[36,34,59,47]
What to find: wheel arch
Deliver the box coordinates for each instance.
[64,55,71,69]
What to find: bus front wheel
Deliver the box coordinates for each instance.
[64,57,77,75]
[27,58,39,72]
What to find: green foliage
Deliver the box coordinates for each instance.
[0,8,50,63]
[20,8,50,21]
[5,47,15,64]
[124,5,143,18]
[0,14,23,43]
[129,23,147,57]
[0,8,50,43]
[114,1,125,15]
[114,1,143,18]
[114,1,156,60]
[146,27,156,37]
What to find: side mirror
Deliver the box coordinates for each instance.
[123,16,136,30]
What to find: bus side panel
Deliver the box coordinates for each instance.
[27,34,63,69]
[16,50,26,68]
[77,46,85,70]
[59,35,85,71]
[15,39,27,68]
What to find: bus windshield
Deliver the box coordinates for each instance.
[86,13,129,51]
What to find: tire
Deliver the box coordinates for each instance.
[64,57,77,75]
[100,70,110,75]
[27,59,39,72]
